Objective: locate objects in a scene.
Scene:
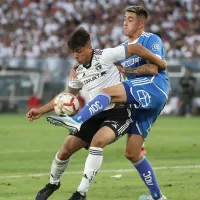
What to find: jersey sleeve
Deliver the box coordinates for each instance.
[101,46,128,64]
[68,79,83,90]
[146,34,165,60]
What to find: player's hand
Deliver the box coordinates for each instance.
[70,63,79,80]
[115,61,125,73]
[26,108,42,122]
[161,60,168,70]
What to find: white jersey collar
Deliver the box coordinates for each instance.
[128,31,144,44]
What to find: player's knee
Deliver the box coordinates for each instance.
[58,146,75,160]
[91,139,107,148]
[124,150,142,163]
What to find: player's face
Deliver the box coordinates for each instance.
[71,45,92,65]
[123,12,142,36]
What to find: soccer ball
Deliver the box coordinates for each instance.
[54,93,79,116]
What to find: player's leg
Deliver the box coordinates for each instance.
[125,134,166,200]
[36,117,101,200]
[127,118,166,197]
[35,135,88,200]
[51,135,88,184]
[46,83,129,132]
[69,109,131,200]
[123,80,167,200]
[72,84,127,122]
[67,126,115,200]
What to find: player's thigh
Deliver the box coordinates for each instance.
[122,79,167,107]
[59,135,88,158]
[71,116,101,148]
[130,106,161,139]
[91,115,132,148]
[101,84,127,103]
[91,126,116,148]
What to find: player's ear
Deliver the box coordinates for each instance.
[138,21,145,29]
[88,45,93,52]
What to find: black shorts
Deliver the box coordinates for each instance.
[69,105,132,146]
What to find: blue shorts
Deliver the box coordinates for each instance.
[122,78,168,138]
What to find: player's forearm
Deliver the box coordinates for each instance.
[128,44,167,70]
[125,64,158,75]
[38,100,55,114]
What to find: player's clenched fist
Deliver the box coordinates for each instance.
[26,108,42,122]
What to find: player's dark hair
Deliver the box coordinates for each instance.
[126,6,148,20]
[67,27,90,51]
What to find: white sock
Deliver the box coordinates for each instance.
[77,147,103,195]
[50,152,70,185]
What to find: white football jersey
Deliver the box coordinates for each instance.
[69,45,128,110]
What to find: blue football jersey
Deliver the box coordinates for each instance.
[120,32,168,98]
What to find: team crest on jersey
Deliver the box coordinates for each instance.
[137,90,151,107]
[95,65,102,71]
[152,42,160,51]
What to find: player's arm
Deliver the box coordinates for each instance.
[102,45,166,71]
[127,44,167,70]
[125,64,158,75]
[116,61,158,75]
[26,88,80,121]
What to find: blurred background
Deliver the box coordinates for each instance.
[1,1,200,200]
[0,0,200,116]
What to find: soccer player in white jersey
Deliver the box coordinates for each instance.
[47,6,168,200]
[26,27,167,200]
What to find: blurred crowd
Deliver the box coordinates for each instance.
[0,0,200,60]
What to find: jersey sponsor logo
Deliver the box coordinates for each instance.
[122,57,142,68]
[137,90,151,107]
[143,171,153,186]
[152,42,160,51]
[89,101,103,115]
[83,71,107,84]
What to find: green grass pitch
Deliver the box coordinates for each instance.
[0,114,200,200]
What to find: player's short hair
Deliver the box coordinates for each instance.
[67,27,90,51]
[126,6,148,20]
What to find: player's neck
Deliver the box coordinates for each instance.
[83,51,94,68]
[84,55,92,65]
[128,30,143,43]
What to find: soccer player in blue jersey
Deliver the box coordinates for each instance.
[48,6,168,200]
